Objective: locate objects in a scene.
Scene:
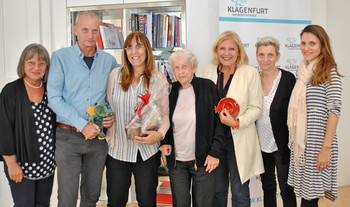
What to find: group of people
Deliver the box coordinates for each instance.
[0,10,342,207]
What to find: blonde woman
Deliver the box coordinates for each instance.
[203,31,264,207]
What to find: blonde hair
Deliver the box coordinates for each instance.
[211,31,249,67]
[255,36,280,55]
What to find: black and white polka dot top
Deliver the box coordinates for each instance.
[19,93,56,180]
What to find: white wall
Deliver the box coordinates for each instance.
[324,0,350,187]
[0,1,66,206]
[186,0,219,73]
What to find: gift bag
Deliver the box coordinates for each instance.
[125,72,170,140]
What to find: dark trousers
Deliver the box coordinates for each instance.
[213,137,250,207]
[55,127,108,207]
[168,160,216,207]
[4,163,54,207]
[301,198,319,207]
[260,151,296,207]
[106,152,160,207]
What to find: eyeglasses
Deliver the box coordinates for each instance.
[25,61,47,68]
[124,45,144,52]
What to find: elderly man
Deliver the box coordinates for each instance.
[47,11,118,206]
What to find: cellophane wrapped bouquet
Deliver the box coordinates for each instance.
[125,72,170,140]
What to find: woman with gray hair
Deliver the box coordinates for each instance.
[0,43,56,206]
[159,49,225,207]
[255,36,296,207]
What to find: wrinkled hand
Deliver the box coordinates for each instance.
[204,155,219,173]
[82,123,100,139]
[103,114,115,128]
[159,145,172,156]
[134,131,162,145]
[219,108,236,128]
[317,147,331,172]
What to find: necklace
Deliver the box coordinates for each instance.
[24,78,43,89]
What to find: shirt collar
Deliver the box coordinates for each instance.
[74,43,100,59]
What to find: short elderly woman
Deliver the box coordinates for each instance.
[0,44,56,206]
[203,31,264,207]
[160,49,225,207]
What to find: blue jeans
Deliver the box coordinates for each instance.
[106,152,160,207]
[260,151,296,207]
[213,137,250,207]
[4,163,54,207]
[55,127,108,207]
[168,160,216,207]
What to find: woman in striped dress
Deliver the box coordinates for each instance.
[287,25,342,207]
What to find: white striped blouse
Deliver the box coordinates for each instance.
[108,69,170,162]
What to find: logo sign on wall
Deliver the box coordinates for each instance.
[219,0,310,206]
[219,0,311,76]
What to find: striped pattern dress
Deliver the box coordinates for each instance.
[288,69,342,200]
[108,69,169,162]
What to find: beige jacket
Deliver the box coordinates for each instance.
[203,64,264,183]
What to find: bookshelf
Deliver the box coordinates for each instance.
[67,1,186,64]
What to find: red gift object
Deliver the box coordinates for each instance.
[215,97,240,118]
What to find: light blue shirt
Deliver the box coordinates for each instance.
[47,43,118,131]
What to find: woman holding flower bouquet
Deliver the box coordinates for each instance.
[105,31,170,207]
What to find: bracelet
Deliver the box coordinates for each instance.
[322,144,331,149]
[233,119,239,129]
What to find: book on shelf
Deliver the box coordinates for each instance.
[158,14,163,47]
[167,15,174,47]
[163,15,168,48]
[135,14,139,31]
[115,26,124,48]
[174,16,181,47]
[152,13,158,47]
[128,13,132,34]
[146,12,153,47]
[99,22,124,49]
[97,22,109,49]
[127,12,181,48]
[130,13,136,33]
[138,14,145,34]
